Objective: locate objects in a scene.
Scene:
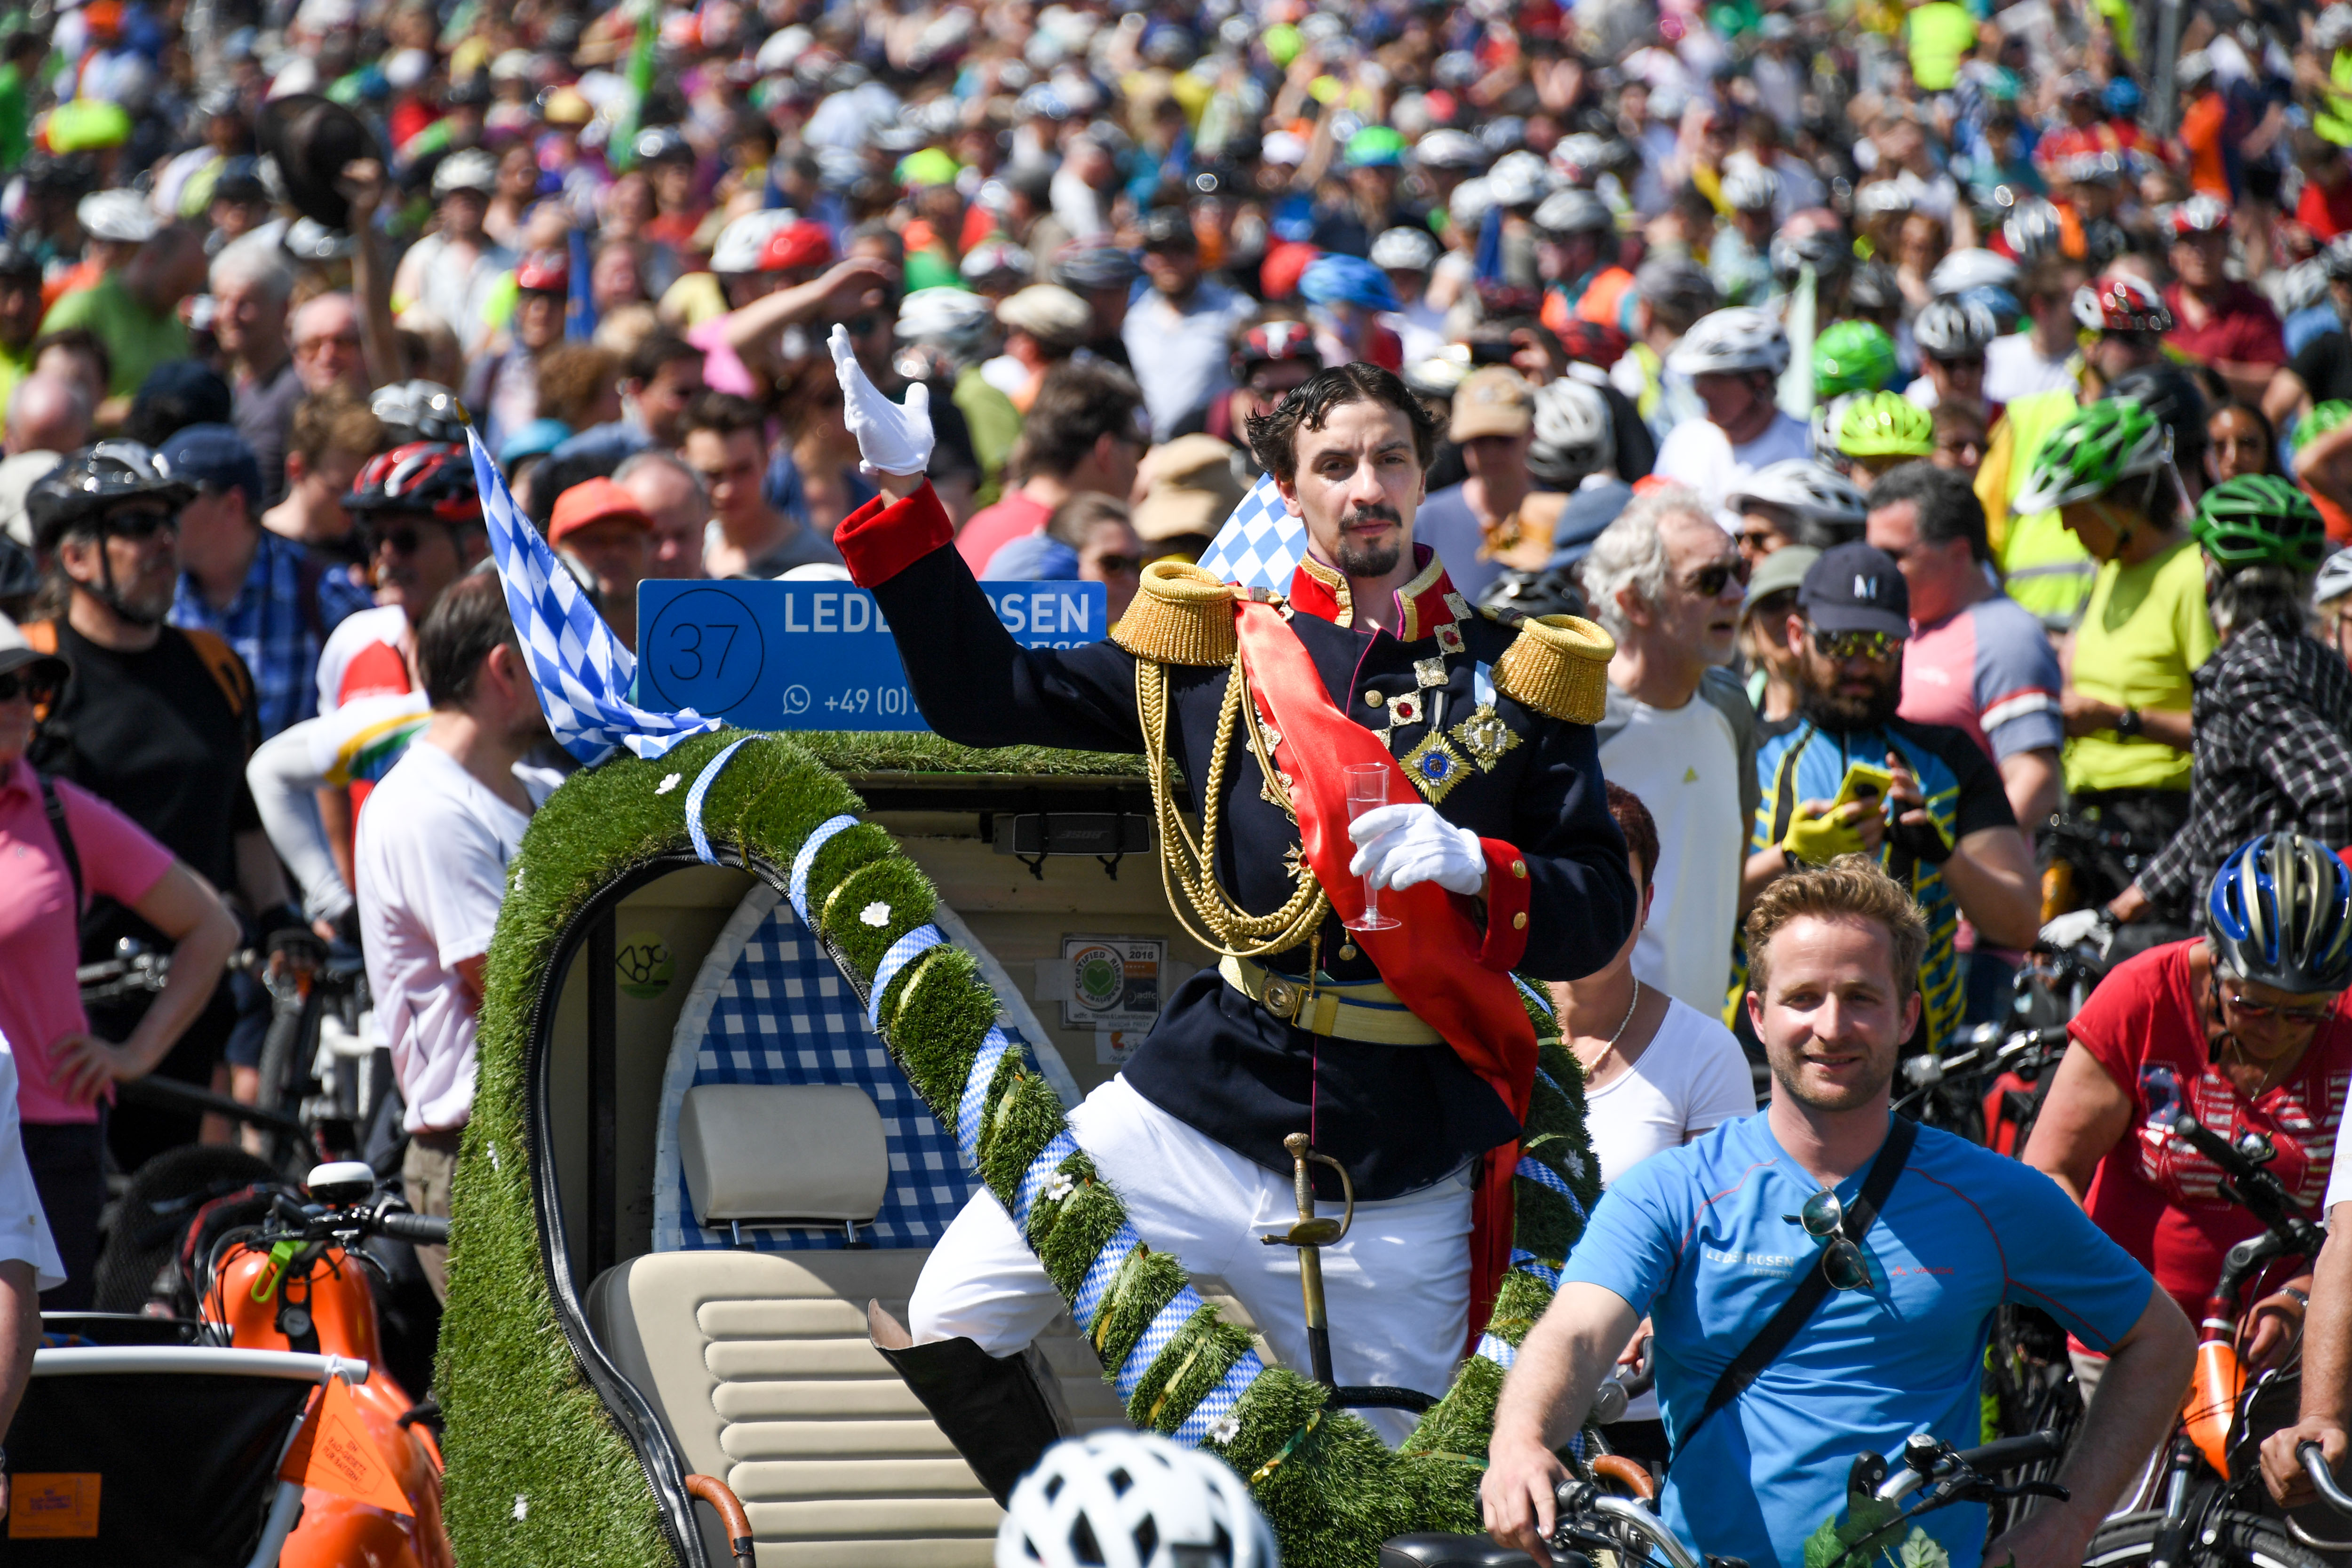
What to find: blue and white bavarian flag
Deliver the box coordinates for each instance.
[1194,470,1306,592]
[467,429,722,764]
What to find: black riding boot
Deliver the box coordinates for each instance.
[867,1301,1071,1504]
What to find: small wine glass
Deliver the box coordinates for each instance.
[1345,763,1403,931]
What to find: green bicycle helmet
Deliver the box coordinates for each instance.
[2012,397,2172,513]
[1813,319,1896,398]
[2295,400,2352,454]
[2192,474,2329,574]
[1835,390,1935,458]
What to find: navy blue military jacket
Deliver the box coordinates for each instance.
[850,488,1634,1198]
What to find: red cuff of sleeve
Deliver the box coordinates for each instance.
[1477,837,1531,972]
[834,481,954,588]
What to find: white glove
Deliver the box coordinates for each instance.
[2040,907,2116,956]
[828,323,934,478]
[1347,804,1486,896]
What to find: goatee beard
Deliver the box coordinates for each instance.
[1337,535,1403,579]
[1797,676,1904,734]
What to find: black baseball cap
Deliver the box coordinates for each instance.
[1798,541,1910,638]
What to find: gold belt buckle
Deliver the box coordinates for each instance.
[1260,974,1303,1020]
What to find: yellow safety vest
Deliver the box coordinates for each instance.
[1988,385,2097,626]
[2320,49,2352,147]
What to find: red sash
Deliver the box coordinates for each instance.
[1231,602,1538,1352]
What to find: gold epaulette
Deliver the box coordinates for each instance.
[1111,561,1237,666]
[1493,613,1615,724]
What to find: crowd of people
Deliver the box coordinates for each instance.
[7,0,2352,1560]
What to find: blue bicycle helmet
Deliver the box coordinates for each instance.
[2205,832,2352,995]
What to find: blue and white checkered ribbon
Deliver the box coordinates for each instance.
[788,813,862,925]
[684,737,755,864]
[1171,1349,1266,1446]
[1116,1291,1208,1401]
[1011,1130,1081,1226]
[1515,1155,1587,1221]
[1510,1249,1563,1289]
[1513,973,1556,1020]
[956,1025,1017,1169]
[1476,1332,1517,1369]
[469,430,723,764]
[1195,471,1305,592]
[1073,1226,1146,1333]
[868,924,947,1029]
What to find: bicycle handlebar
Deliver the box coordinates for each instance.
[2301,1443,2352,1517]
[373,1210,451,1246]
[2169,1112,2326,1253]
[1955,1432,2066,1476]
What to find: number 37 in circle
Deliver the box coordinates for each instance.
[643,589,766,715]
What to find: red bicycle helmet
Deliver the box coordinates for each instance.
[343,442,482,526]
[1231,319,1320,378]
[1553,318,1630,370]
[2072,275,2174,334]
[513,250,569,294]
[2168,194,2231,238]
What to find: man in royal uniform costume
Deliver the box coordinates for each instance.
[824,331,1637,1489]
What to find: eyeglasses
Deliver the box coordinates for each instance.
[102,509,178,541]
[1685,557,1752,597]
[0,669,59,704]
[1811,628,1906,662]
[2217,976,2336,1025]
[294,331,362,356]
[1931,356,1987,374]
[1787,1187,1877,1291]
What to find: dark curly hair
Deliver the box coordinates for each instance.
[1245,363,1442,486]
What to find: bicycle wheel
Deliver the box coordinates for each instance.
[2084,1511,2334,1568]
[1980,1305,2081,1533]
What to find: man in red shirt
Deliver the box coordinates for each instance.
[2164,197,2288,406]
[2296,126,2352,241]
[953,360,1147,573]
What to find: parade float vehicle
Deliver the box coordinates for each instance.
[437,727,1606,1568]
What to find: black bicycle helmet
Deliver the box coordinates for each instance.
[2098,362,2209,470]
[369,381,473,446]
[2206,832,2352,995]
[27,440,195,550]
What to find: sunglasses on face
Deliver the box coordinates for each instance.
[102,509,178,541]
[1933,356,1986,374]
[1789,1187,1876,1291]
[2218,976,2335,1025]
[1811,628,1905,662]
[295,331,362,355]
[373,525,440,557]
[0,669,59,704]
[1685,557,1752,597]
[1091,553,1140,576]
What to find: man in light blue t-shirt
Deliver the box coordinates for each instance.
[1482,859,2193,1568]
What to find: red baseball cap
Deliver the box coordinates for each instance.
[514,250,570,293]
[759,221,835,273]
[548,478,652,546]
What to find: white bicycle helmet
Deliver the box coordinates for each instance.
[1448,176,1497,232]
[897,286,997,349]
[2317,547,2352,610]
[431,148,500,198]
[1720,162,1780,213]
[1912,297,1999,360]
[1530,376,1613,486]
[1413,128,1486,170]
[2002,197,2066,262]
[2322,2,2352,52]
[1486,150,1551,209]
[1533,186,1612,236]
[710,209,799,274]
[1727,458,1867,526]
[1369,226,1441,272]
[1927,247,2019,300]
[996,1432,1279,1568]
[1665,306,1791,376]
[1853,181,1915,219]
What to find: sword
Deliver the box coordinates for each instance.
[1262,1131,1356,1389]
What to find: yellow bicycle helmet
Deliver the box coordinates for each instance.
[1835,391,1936,459]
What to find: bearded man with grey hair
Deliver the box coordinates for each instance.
[1580,484,1759,1013]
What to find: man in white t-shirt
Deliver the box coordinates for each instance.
[1984,259,2089,406]
[356,574,560,1298]
[1652,307,1812,519]
[1581,485,1759,1017]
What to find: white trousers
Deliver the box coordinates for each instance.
[909,1075,1473,1446]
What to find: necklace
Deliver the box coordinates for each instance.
[1576,978,1643,1074]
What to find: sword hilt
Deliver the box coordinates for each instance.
[1261,1132,1355,1249]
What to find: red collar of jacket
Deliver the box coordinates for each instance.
[1285,544,1472,648]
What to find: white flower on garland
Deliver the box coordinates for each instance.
[656,772,683,795]
[861,901,892,927]
[1207,1412,1240,1444]
[1045,1172,1076,1203]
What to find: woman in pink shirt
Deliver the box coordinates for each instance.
[0,618,238,1307]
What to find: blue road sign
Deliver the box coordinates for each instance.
[634,578,1110,732]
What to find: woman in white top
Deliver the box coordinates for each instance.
[1554,781,1757,1462]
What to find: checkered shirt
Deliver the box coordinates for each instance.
[2138,621,2352,908]
[170,531,373,740]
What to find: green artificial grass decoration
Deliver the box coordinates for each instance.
[447,726,1602,1568]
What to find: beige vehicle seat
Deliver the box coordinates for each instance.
[586,885,1268,1566]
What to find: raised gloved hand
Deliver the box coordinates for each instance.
[1781,803,1867,866]
[1884,809,1953,864]
[1348,803,1486,896]
[828,323,934,478]
[2040,906,2117,956]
